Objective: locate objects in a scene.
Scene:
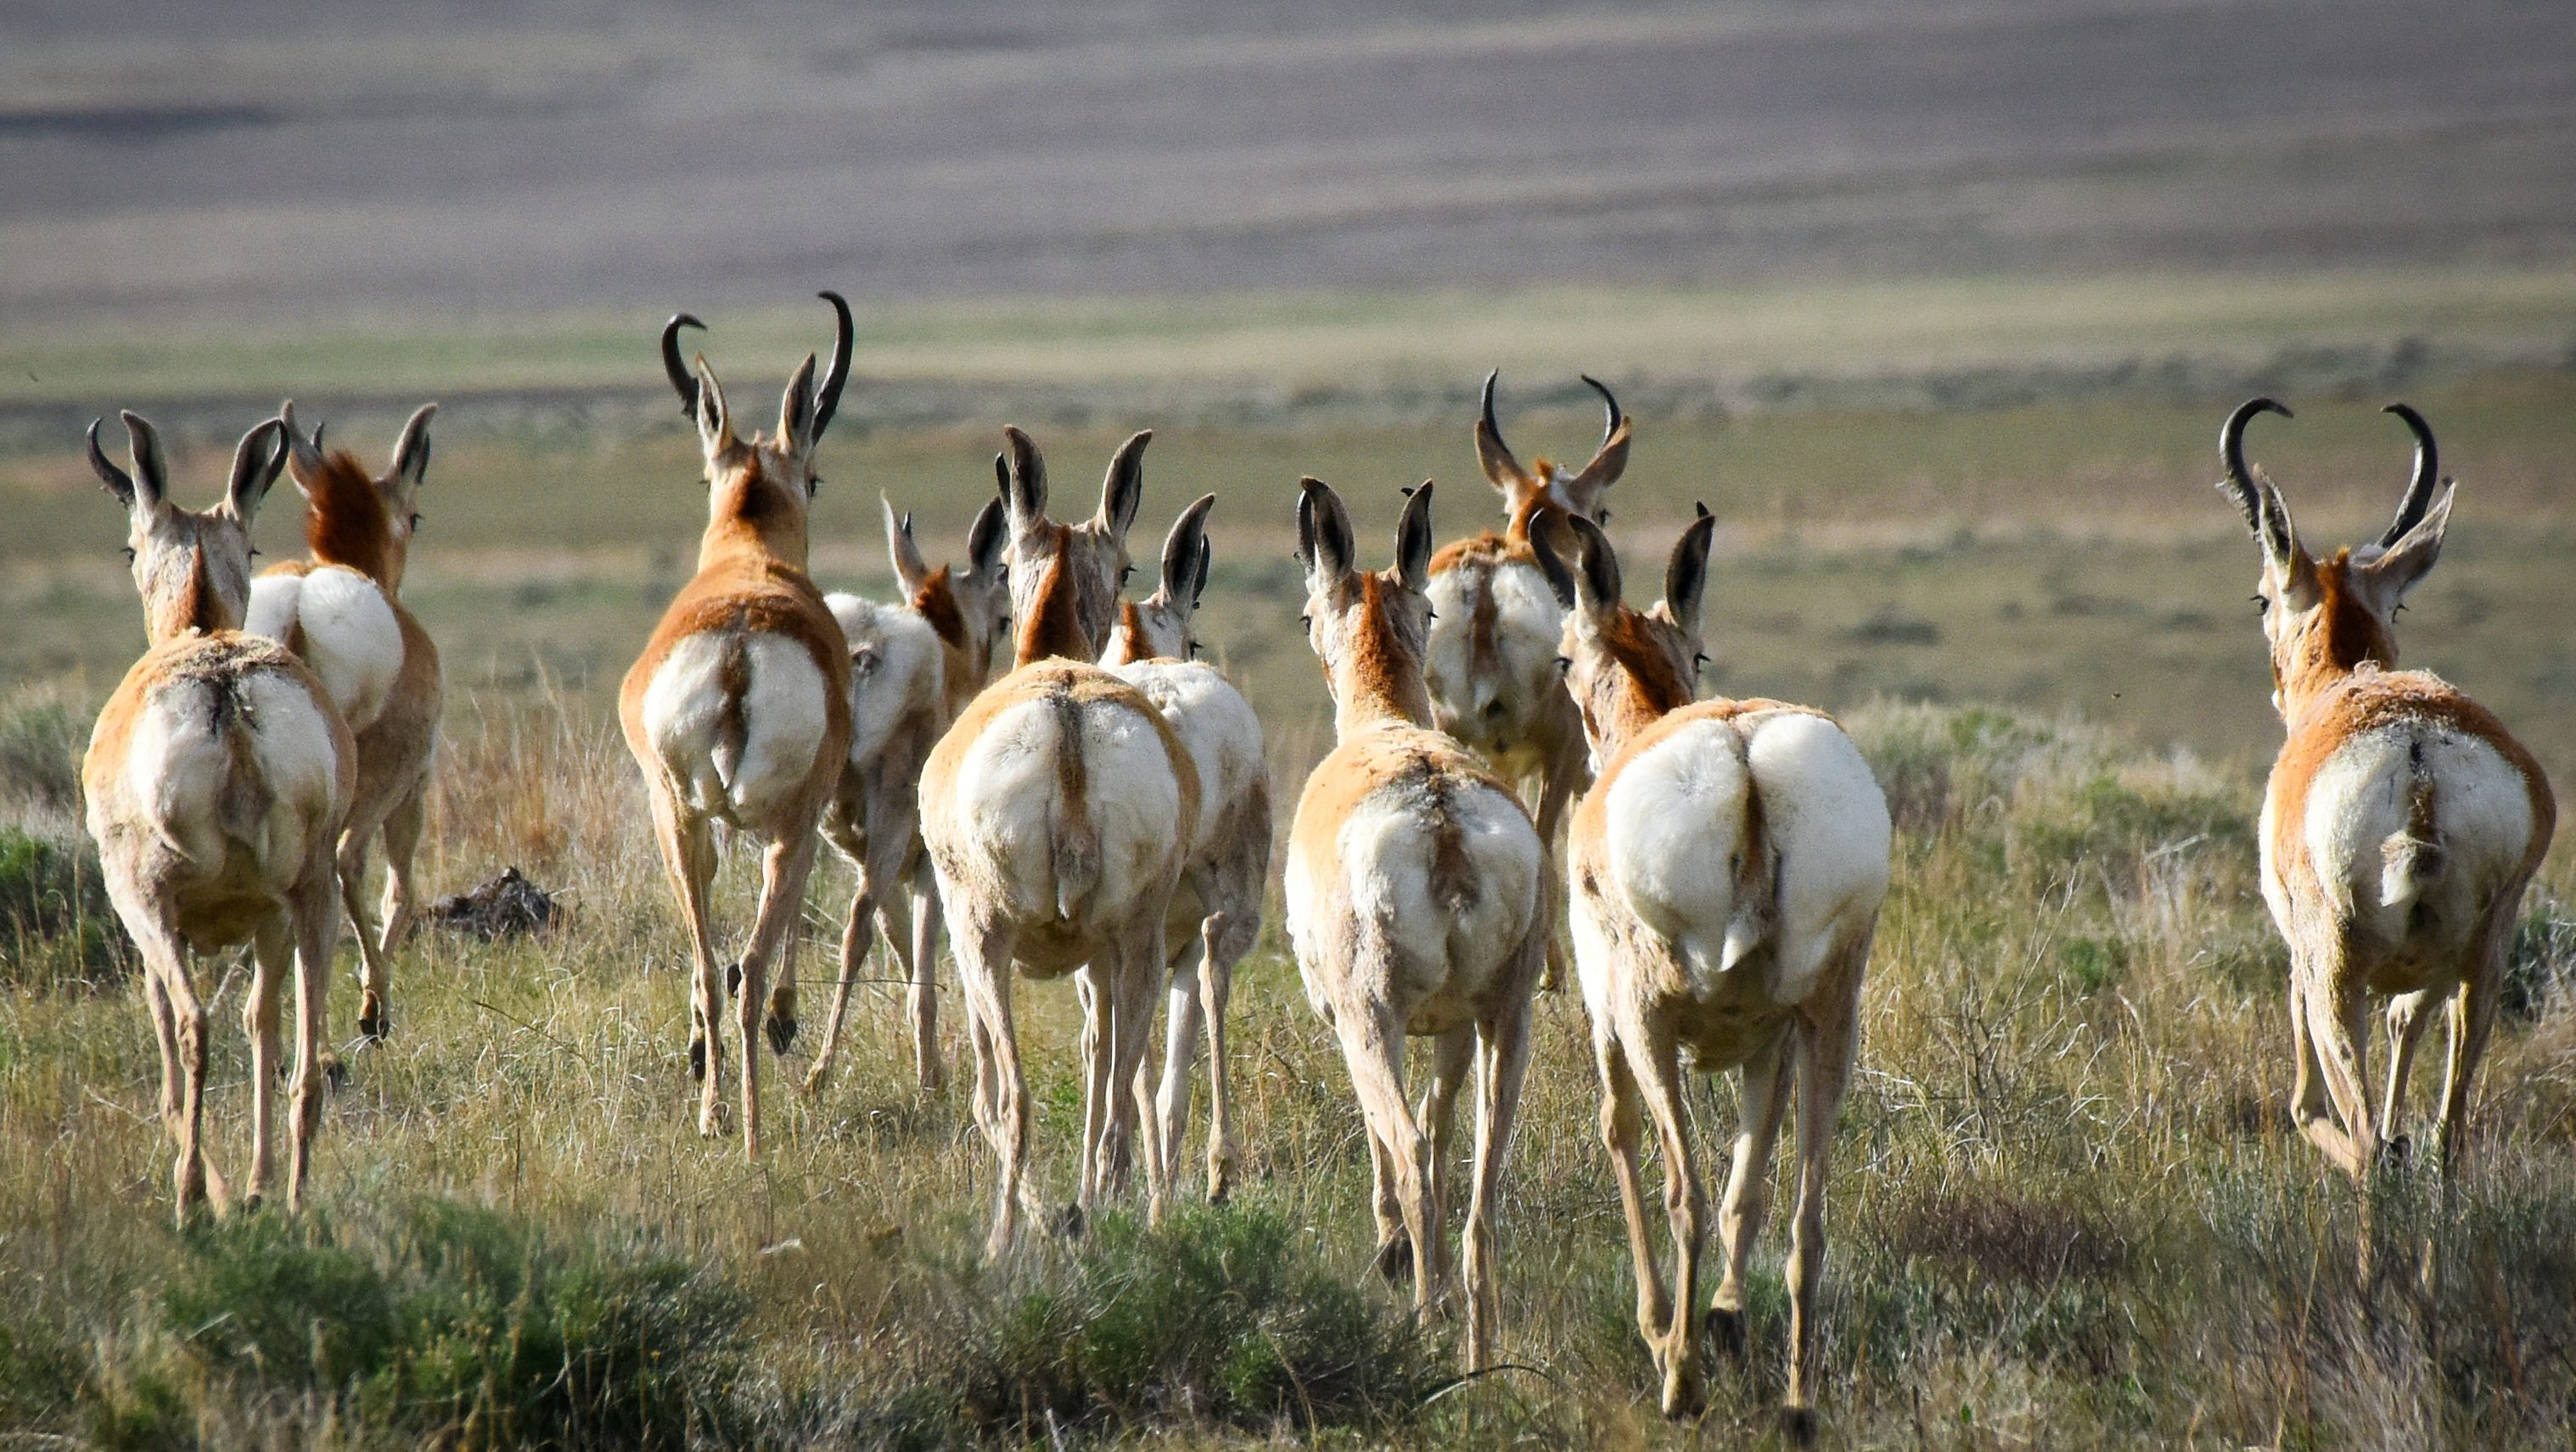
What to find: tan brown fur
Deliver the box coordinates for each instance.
[82,411,353,1221]
[264,407,446,1044]
[2221,401,2556,1216]
[620,328,856,1162]
[918,428,1196,1256]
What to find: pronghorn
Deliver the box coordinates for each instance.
[81,412,356,1219]
[798,494,1011,1096]
[1531,510,1889,1432]
[620,294,855,1158]
[1423,372,1631,984]
[1287,477,1548,1371]
[1100,494,1271,1203]
[2216,398,2555,1187]
[918,427,1201,1255]
[245,401,442,1045]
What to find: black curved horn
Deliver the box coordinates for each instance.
[2216,396,2292,533]
[1580,373,1623,447]
[660,312,707,417]
[2379,403,2439,547]
[85,418,136,503]
[811,290,854,440]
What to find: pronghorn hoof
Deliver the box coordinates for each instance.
[1659,1386,1706,1421]
[1372,1233,1413,1285]
[321,1055,347,1090]
[724,961,742,998]
[687,1038,708,1082]
[1707,1306,1748,1362]
[1053,1203,1086,1240]
[356,1002,387,1042]
[1778,1405,1818,1446]
[766,1013,798,1057]
[1206,1176,1232,1208]
[2379,1135,2414,1171]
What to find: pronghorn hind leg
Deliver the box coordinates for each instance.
[374,777,428,962]
[1110,924,1168,1222]
[1148,927,1202,1207]
[738,828,821,1160]
[948,906,1025,1259]
[1461,995,1533,1372]
[1333,997,1439,1313]
[2379,988,2442,1163]
[158,948,227,1219]
[334,789,399,1043]
[1711,1029,1794,1365]
[2299,958,2380,1184]
[644,790,725,1129]
[906,875,944,1093]
[2433,910,2511,1180]
[1625,1013,1709,1419]
[241,912,292,1210]
[1197,911,1245,1203]
[1596,1029,1672,1359]
[800,874,873,1096]
[286,857,336,1209]
[1782,972,1861,1445]
[1420,1023,1477,1279]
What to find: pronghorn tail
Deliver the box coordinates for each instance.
[2378,739,2446,914]
[1047,692,1101,920]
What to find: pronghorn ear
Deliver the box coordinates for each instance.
[1473,369,1534,496]
[224,418,289,522]
[1159,493,1215,607]
[1663,504,1716,630]
[278,398,328,499]
[1529,513,1578,611]
[384,402,437,494]
[778,351,819,457]
[1395,479,1435,591]
[1297,476,1356,586]
[2360,479,2454,614]
[1192,535,1212,611]
[1567,513,1622,610]
[1002,426,1048,533]
[884,494,932,595]
[2256,479,2321,608]
[966,496,1008,576]
[118,411,172,515]
[1097,430,1151,543]
[692,357,732,456]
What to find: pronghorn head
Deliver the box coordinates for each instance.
[1531,508,1715,761]
[276,400,437,591]
[996,425,1150,665]
[87,411,287,643]
[2216,398,2455,720]
[1296,476,1439,732]
[885,492,1013,695]
[1474,370,1632,531]
[1103,493,1217,666]
[659,291,855,569]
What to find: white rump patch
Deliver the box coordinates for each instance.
[1108,659,1263,855]
[828,591,944,770]
[248,566,404,730]
[1339,777,1541,1002]
[2303,722,2537,949]
[122,667,342,883]
[643,632,831,826]
[1423,559,1563,750]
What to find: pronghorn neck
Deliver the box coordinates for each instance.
[1013,549,1097,665]
[1506,492,1564,547]
[1331,575,1434,736]
[300,448,401,588]
[2273,548,2398,724]
[1574,608,1695,758]
[1103,598,1187,666]
[699,463,809,573]
[145,544,240,642]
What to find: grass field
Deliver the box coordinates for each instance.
[1,274,2573,1445]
